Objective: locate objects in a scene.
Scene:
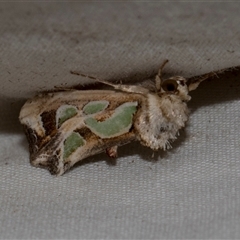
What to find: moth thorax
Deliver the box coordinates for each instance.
[161,76,191,102]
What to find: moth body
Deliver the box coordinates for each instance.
[20,78,190,175]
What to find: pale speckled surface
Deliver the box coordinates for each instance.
[0,2,240,239]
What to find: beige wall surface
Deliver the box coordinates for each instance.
[0,2,240,239]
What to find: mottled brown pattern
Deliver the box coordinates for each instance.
[36,154,59,175]
[99,131,136,151]
[23,125,40,156]
[40,132,63,153]
[46,155,60,175]
[40,110,57,136]
[77,127,136,156]
[76,127,98,141]
[30,133,63,174]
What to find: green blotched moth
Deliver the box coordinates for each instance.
[19,60,239,175]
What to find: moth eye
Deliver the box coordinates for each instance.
[161,80,178,92]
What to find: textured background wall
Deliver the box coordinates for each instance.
[0,2,240,239]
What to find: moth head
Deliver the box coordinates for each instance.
[160,76,191,101]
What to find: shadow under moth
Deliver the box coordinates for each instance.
[19,60,240,175]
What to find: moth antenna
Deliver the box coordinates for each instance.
[70,70,116,88]
[155,59,169,91]
[187,65,240,91]
[187,72,217,91]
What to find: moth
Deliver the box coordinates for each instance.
[19,60,239,175]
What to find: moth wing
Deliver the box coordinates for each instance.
[19,90,142,175]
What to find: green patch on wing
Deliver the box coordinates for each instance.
[83,100,109,115]
[84,102,138,138]
[63,132,85,160]
[57,105,78,127]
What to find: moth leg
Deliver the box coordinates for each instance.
[70,71,149,94]
[106,146,118,158]
[155,59,169,91]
